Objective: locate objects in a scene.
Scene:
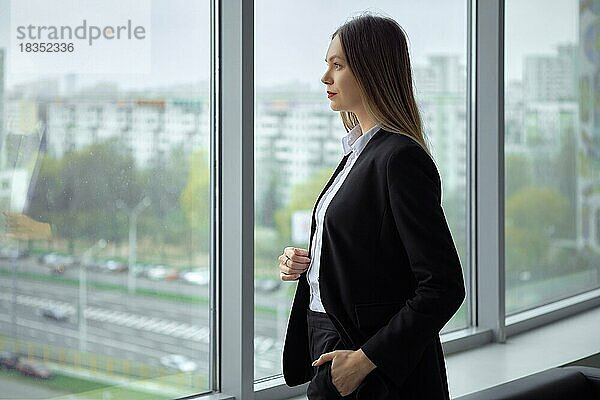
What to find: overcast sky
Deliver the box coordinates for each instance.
[0,0,578,91]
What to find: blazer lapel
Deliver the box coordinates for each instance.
[307,153,351,259]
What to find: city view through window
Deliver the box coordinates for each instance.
[0,0,598,399]
[0,1,214,399]
[253,0,469,382]
[504,0,600,314]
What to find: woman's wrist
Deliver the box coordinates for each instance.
[355,348,377,373]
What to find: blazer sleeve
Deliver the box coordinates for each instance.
[360,144,466,386]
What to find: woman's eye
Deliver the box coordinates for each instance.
[334,63,342,69]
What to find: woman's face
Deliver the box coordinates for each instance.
[321,35,363,113]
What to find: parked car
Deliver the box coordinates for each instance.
[40,253,76,272]
[0,247,29,260]
[165,269,179,280]
[147,265,167,280]
[39,305,70,322]
[15,359,53,379]
[101,260,127,272]
[181,269,210,286]
[0,351,20,369]
[147,265,178,281]
[159,354,198,372]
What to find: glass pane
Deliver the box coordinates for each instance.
[254,0,468,382]
[0,1,212,398]
[505,0,600,315]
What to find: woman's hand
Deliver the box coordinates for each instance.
[312,349,377,396]
[277,247,310,281]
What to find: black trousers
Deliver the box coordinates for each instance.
[306,308,349,399]
[306,309,403,400]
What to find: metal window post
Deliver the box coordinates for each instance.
[475,0,506,343]
[217,0,255,398]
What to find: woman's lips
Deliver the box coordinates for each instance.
[327,92,337,98]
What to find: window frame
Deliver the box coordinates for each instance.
[194,0,600,399]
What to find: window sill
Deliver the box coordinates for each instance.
[447,297,600,398]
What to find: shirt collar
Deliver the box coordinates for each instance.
[342,123,381,157]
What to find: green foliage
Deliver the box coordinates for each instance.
[254,225,279,258]
[505,186,569,276]
[27,155,63,223]
[263,164,335,280]
[505,153,532,198]
[506,186,568,233]
[26,141,199,255]
[27,140,139,245]
[179,148,210,251]
[274,167,333,242]
[137,145,190,249]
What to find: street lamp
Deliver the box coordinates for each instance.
[116,197,151,294]
[79,239,107,353]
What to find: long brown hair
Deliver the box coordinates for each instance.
[331,13,432,156]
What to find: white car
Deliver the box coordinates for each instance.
[182,269,210,285]
[39,305,70,321]
[159,354,198,372]
[147,265,168,280]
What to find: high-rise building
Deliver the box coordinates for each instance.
[523,44,577,102]
[42,96,207,168]
[414,54,468,198]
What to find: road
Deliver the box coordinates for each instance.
[0,256,295,394]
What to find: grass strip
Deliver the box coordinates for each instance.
[0,268,279,315]
[0,269,205,305]
[0,369,174,399]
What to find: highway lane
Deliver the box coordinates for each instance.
[0,271,290,378]
[1,258,290,311]
[0,277,282,341]
[1,259,292,336]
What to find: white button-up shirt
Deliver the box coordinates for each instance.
[307,123,382,312]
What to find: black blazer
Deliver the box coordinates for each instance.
[282,128,466,399]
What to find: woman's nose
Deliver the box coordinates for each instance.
[321,71,331,85]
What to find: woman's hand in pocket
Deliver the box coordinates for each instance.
[312,349,376,396]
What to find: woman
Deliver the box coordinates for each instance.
[278,13,465,400]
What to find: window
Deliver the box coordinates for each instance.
[5,2,598,398]
[504,0,599,315]
[254,0,469,382]
[0,1,212,398]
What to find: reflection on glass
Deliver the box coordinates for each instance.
[0,1,211,398]
[505,0,600,315]
[254,0,468,382]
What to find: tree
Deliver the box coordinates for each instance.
[137,145,189,261]
[180,148,210,252]
[274,167,333,243]
[505,186,569,277]
[27,140,140,252]
[256,172,280,228]
[505,153,532,198]
[552,128,578,238]
[26,154,62,224]
[60,141,139,246]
